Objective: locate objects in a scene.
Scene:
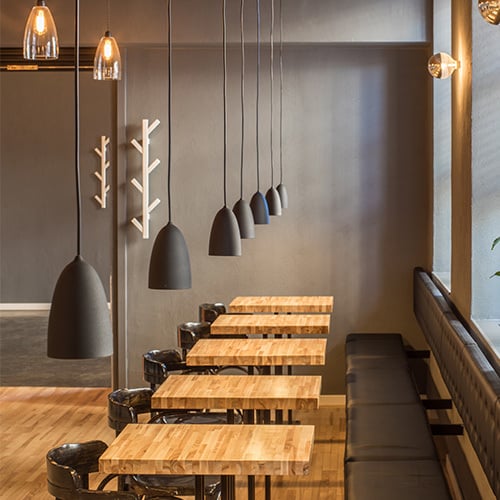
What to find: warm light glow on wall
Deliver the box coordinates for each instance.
[427,52,459,79]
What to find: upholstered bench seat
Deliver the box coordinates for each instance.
[345,403,437,461]
[346,367,420,406]
[345,460,452,500]
[346,333,407,357]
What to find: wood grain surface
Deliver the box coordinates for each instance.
[186,338,327,366]
[1,386,345,500]
[151,374,322,410]
[99,423,314,476]
[210,314,330,335]
[229,296,334,313]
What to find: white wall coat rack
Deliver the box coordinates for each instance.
[130,118,161,239]
[93,135,110,209]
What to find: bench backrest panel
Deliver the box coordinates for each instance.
[413,268,500,498]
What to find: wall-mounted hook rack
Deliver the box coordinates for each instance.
[93,135,110,208]
[130,118,161,239]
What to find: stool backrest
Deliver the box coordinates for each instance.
[198,302,226,323]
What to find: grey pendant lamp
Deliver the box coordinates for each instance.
[232,0,255,239]
[250,0,270,224]
[265,0,282,216]
[276,0,288,208]
[209,0,242,256]
[47,0,112,359]
[149,0,192,289]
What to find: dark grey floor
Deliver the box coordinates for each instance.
[0,311,111,387]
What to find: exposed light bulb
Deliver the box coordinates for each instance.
[103,39,113,60]
[35,10,47,35]
[427,52,459,79]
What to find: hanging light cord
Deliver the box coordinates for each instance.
[270,0,274,187]
[256,0,261,191]
[239,0,245,199]
[75,0,82,256]
[167,0,173,221]
[279,0,283,184]
[223,0,228,206]
[106,0,110,32]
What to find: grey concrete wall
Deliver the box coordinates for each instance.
[123,44,432,393]
[0,72,114,301]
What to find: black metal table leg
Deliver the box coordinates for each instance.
[248,475,256,500]
[243,409,255,424]
[195,475,205,500]
[275,409,283,424]
[265,475,271,500]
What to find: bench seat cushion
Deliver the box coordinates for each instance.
[346,333,409,372]
[345,460,452,500]
[346,367,420,406]
[346,403,437,461]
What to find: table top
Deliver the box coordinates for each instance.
[151,374,322,410]
[186,338,327,366]
[210,314,330,335]
[229,296,334,313]
[99,423,314,476]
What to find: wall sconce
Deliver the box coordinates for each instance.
[427,52,459,79]
[478,0,500,24]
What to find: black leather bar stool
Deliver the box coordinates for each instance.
[198,302,226,323]
[177,321,212,360]
[143,348,187,391]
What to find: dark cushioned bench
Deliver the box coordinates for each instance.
[345,333,452,500]
[414,268,500,498]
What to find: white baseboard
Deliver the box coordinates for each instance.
[320,394,346,407]
[0,303,51,311]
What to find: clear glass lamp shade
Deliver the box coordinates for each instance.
[23,1,59,60]
[478,1,500,24]
[93,31,122,81]
[427,53,459,80]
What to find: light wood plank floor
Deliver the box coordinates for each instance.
[0,386,345,499]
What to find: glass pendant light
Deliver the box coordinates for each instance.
[149,0,191,289]
[276,0,288,208]
[265,0,282,216]
[233,0,256,239]
[250,0,270,225]
[23,0,59,60]
[478,0,500,24]
[209,0,242,256]
[93,0,122,80]
[47,0,112,359]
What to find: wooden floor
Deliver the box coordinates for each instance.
[0,386,345,499]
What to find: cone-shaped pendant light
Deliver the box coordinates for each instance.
[250,0,270,225]
[233,0,255,239]
[93,0,121,81]
[209,0,242,256]
[47,0,112,359]
[265,0,282,216]
[149,0,192,288]
[23,0,59,60]
[276,0,288,208]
